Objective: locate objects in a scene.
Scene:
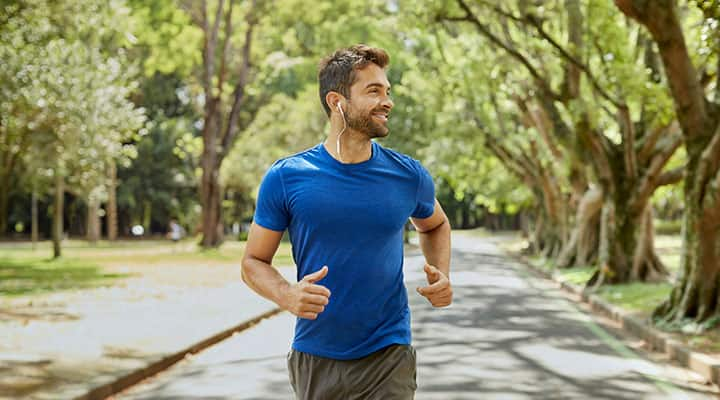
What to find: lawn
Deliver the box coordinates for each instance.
[505,233,681,316]
[0,238,295,297]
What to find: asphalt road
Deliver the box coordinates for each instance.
[117,232,717,399]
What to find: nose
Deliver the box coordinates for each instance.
[381,96,393,110]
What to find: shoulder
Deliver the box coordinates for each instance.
[375,143,428,176]
[268,144,322,174]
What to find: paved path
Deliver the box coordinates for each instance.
[0,261,291,399]
[118,233,717,399]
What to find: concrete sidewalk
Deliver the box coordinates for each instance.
[0,262,295,400]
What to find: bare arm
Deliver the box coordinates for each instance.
[241,222,330,319]
[411,199,452,307]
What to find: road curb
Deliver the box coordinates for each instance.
[73,308,283,400]
[512,254,720,385]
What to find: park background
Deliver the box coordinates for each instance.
[2,0,720,397]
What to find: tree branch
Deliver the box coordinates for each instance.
[638,121,677,165]
[656,167,685,187]
[630,133,683,213]
[696,122,720,203]
[444,0,559,99]
[486,140,534,183]
[218,0,257,163]
[217,0,234,99]
[517,97,564,160]
[524,13,624,108]
[579,122,615,188]
[618,105,637,179]
[614,0,708,140]
[202,0,226,101]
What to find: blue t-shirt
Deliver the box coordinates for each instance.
[253,141,435,360]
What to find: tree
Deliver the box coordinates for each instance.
[436,0,683,283]
[614,0,720,324]
[186,0,260,248]
[221,87,326,223]
[1,0,145,256]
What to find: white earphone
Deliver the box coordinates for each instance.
[336,102,347,162]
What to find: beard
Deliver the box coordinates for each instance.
[345,105,389,139]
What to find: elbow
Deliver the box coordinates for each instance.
[418,217,451,235]
[240,257,252,285]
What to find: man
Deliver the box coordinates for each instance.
[241,44,452,400]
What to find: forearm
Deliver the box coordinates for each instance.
[417,219,451,277]
[241,257,291,308]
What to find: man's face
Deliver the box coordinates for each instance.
[344,63,394,138]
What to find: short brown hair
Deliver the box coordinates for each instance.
[318,44,390,117]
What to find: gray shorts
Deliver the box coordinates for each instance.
[287,344,417,400]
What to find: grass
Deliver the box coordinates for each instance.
[595,283,673,314]
[557,267,596,286]
[0,238,295,297]
[517,234,679,315]
[0,256,128,296]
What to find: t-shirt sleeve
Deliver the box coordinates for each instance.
[411,161,436,219]
[253,163,290,231]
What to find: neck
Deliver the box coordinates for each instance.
[324,121,373,164]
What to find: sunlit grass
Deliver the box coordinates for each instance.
[0,256,128,296]
[556,266,595,286]
[595,283,673,314]
[0,238,295,297]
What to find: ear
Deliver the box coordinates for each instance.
[325,91,344,113]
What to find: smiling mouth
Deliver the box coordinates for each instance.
[372,112,388,122]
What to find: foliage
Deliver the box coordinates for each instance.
[221,86,326,222]
[1,0,146,215]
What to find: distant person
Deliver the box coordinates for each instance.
[167,219,184,242]
[241,45,452,399]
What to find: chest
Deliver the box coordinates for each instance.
[285,168,417,234]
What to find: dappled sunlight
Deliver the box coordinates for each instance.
[404,236,701,399]
[450,270,529,289]
[119,313,295,399]
[0,263,295,399]
[515,343,662,380]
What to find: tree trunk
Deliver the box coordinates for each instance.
[589,199,667,287]
[654,161,720,324]
[461,204,470,229]
[200,133,224,247]
[0,172,10,236]
[614,0,720,325]
[52,173,64,259]
[87,197,100,244]
[538,185,566,258]
[142,200,152,234]
[558,187,602,268]
[197,0,258,249]
[31,187,38,249]
[107,160,118,241]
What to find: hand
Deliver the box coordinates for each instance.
[281,266,331,320]
[416,264,452,307]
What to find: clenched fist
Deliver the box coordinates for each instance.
[281,266,331,320]
[416,264,452,307]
